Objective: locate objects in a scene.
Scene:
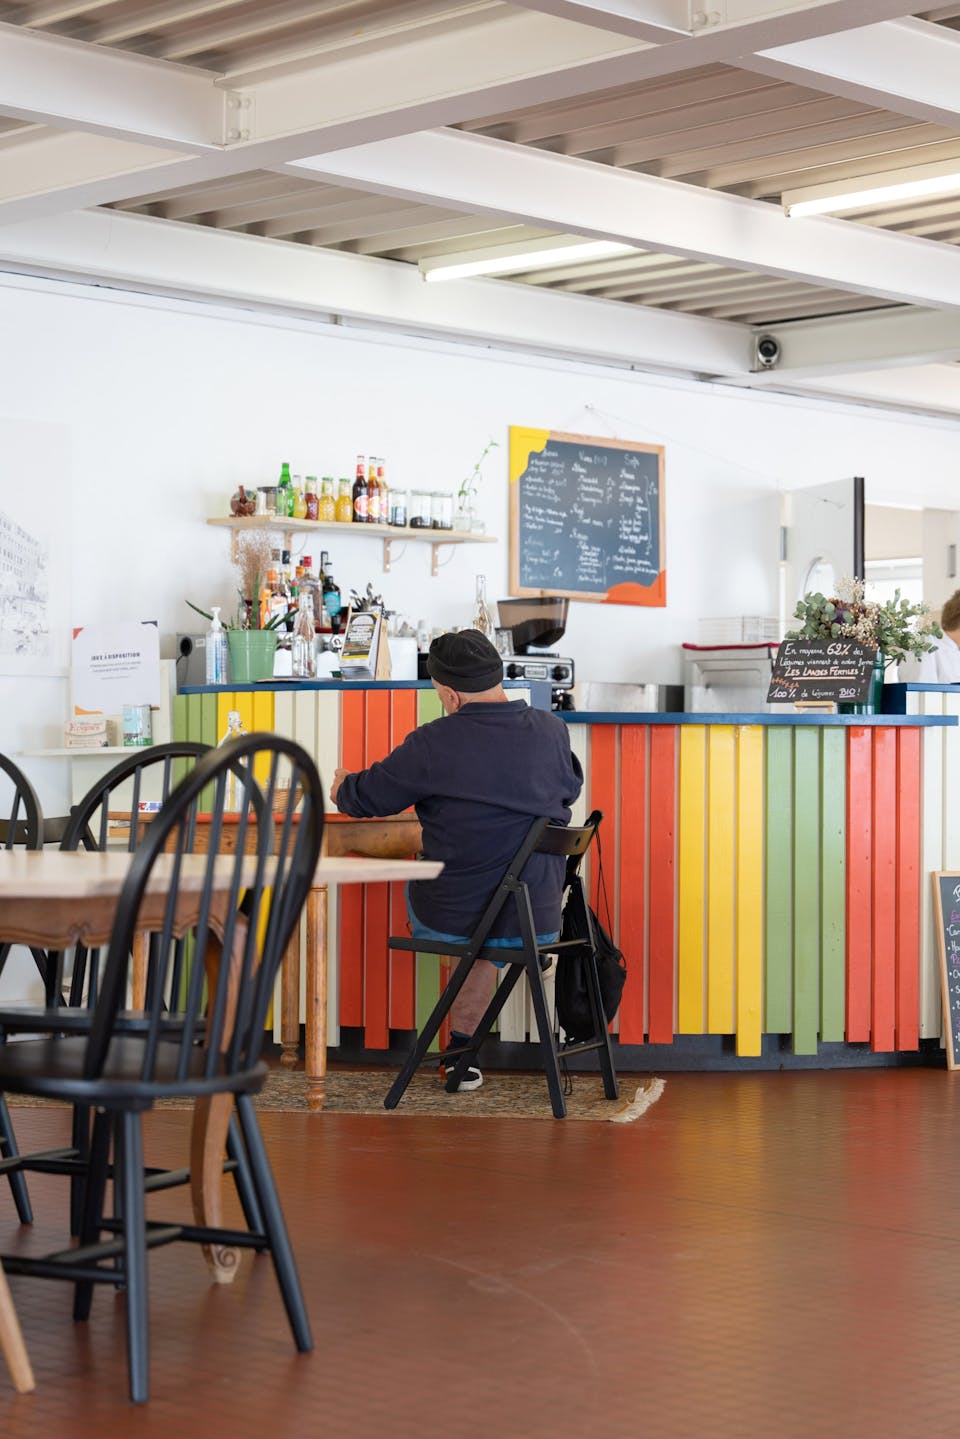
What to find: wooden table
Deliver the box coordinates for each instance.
[0,848,438,1283]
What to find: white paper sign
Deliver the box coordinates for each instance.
[72,620,161,714]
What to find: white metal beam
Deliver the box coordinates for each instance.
[285,129,960,313]
[0,207,753,377]
[502,0,691,43]
[724,307,960,384]
[0,21,226,148]
[749,17,960,131]
[0,0,931,225]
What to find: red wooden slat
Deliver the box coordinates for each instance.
[338,692,366,1029]
[647,726,677,1045]
[845,727,872,1043]
[617,725,647,1044]
[895,726,921,1051]
[871,727,897,1052]
[364,690,392,767]
[588,725,618,918]
[388,690,419,1030]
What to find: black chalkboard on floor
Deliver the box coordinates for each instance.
[933,874,960,1070]
[508,427,665,605]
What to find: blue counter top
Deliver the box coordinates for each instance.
[560,711,957,726]
[883,682,960,713]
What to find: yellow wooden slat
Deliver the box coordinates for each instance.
[736,725,764,1056]
[677,725,706,1033]
[707,725,735,1033]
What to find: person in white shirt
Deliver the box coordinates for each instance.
[899,590,960,683]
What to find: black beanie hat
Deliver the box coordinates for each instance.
[427,629,504,693]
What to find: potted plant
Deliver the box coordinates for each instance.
[786,576,940,712]
[188,531,286,683]
[454,439,498,534]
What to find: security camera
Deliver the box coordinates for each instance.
[755,334,781,370]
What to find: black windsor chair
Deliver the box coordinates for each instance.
[0,732,325,1403]
[0,751,49,1225]
[385,810,619,1119]
[0,743,247,1237]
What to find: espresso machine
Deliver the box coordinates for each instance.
[497,597,575,711]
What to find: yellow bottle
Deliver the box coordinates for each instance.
[335,478,353,523]
[292,486,307,520]
[317,477,336,523]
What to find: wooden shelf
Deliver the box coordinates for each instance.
[207,515,496,576]
[21,748,131,758]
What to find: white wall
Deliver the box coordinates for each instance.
[3,274,960,819]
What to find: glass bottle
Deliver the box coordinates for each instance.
[205,606,228,685]
[320,551,343,634]
[473,575,494,637]
[276,462,293,519]
[377,459,388,528]
[353,454,368,523]
[317,477,335,522]
[298,556,322,629]
[292,592,317,678]
[292,479,307,520]
[335,478,353,523]
[304,477,319,521]
[367,457,381,525]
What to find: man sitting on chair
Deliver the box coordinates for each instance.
[330,629,583,1092]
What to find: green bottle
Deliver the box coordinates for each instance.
[277,461,293,519]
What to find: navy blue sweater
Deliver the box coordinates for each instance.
[335,699,583,938]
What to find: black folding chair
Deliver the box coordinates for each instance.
[385,810,619,1119]
[0,733,325,1403]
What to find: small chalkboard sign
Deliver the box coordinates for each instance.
[766,639,877,705]
[933,874,960,1069]
[509,427,665,606]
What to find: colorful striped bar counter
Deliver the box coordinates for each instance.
[175,684,955,1069]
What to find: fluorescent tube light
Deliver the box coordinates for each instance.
[783,160,960,218]
[419,239,636,282]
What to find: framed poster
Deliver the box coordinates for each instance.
[0,420,71,675]
[509,426,666,606]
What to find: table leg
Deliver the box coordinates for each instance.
[131,933,148,1010]
[279,925,301,1070]
[305,885,327,1112]
[0,1266,34,1393]
[190,1094,239,1284]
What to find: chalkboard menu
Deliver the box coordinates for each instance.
[508,427,666,605]
[766,639,877,704]
[933,874,960,1069]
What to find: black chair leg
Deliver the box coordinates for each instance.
[0,1094,32,1225]
[227,1111,266,1245]
[73,1109,113,1322]
[119,1112,149,1405]
[384,952,480,1110]
[584,946,619,1100]
[69,1103,91,1236]
[235,1094,312,1352]
[516,891,567,1118]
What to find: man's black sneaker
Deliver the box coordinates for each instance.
[440,1058,484,1092]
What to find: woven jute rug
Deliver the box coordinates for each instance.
[7,1070,666,1123]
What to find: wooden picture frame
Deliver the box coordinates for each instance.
[932,872,960,1069]
[508,426,665,606]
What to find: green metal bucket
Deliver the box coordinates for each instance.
[226,629,278,683]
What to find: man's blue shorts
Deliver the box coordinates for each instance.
[405,886,558,969]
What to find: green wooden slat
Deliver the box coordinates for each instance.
[820,728,846,1042]
[764,727,793,1032]
[185,693,203,745]
[417,689,444,726]
[415,957,443,1053]
[793,728,821,1055]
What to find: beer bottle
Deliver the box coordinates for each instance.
[353,454,368,523]
[367,456,381,525]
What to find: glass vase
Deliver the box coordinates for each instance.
[837,653,886,715]
[473,575,494,636]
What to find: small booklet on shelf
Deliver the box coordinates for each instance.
[339,608,392,680]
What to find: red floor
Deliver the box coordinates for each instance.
[1,1068,959,1438]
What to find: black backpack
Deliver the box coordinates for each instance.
[554,828,626,1044]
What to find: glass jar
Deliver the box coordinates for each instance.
[263,485,277,517]
[390,489,408,527]
[429,492,443,530]
[317,477,336,523]
[304,477,319,521]
[410,489,431,529]
[335,479,353,523]
[436,492,453,530]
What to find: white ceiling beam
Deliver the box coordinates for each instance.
[285,129,960,313]
[0,207,754,377]
[748,18,960,131]
[0,21,226,148]
[502,0,692,43]
[721,307,960,383]
[773,363,960,420]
